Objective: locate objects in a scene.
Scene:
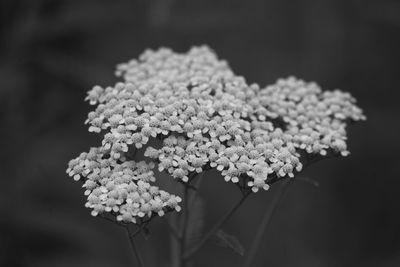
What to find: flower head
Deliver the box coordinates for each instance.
[69,46,365,222]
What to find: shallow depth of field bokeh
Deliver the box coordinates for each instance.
[1,0,400,266]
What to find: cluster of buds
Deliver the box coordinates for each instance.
[67,46,365,222]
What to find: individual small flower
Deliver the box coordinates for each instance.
[144,146,160,159]
[131,133,144,148]
[166,196,183,212]
[221,163,240,183]
[189,156,207,173]
[85,85,104,105]
[160,120,171,135]
[216,156,230,171]
[172,168,188,182]
[248,177,270,192]
[332,139,349,156]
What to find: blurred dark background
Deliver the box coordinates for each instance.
[1,0,400,266]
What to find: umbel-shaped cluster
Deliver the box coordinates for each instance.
[67,46,365,224]
[66,147,182,224]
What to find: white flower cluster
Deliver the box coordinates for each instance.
[68,45,365,219]
[257,77,366,157]
[67,147,182,223]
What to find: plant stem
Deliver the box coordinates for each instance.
[126,226,145,267]
[166,217,181,240]
[242,178,292,267]
[169,213,181,267]
[188,172,204,207]
[183,192,250,260]
[178,184,190,267]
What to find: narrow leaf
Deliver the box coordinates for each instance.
[214,229,245,256]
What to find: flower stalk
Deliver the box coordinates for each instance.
[126,226,145,267]
[184,191,250,260]
[178,184,190,267]
[243,178,293,267]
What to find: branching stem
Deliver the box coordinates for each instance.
[126,226,145,267]
[183,191,250,260]
[178,184,190,267]
[242,178,292,267]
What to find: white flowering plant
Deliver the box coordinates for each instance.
[67,46,365,266]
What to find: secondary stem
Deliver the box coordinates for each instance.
[183,191,250,260]
[188,172,204,207]
[242,178,292,267]
[178,184,190,267]
[169,213,181,267]
[126,226,145,267]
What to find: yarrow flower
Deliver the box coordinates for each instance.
[68,46,365,223]
[67,147,182,223]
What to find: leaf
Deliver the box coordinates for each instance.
[185,197,205,249]
[214,229,245,256]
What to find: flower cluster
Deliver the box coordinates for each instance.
[67,147,182,223]
[68,45,365,222]
[257,77,365,157]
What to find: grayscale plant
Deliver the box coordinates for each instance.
[67,46,365,267]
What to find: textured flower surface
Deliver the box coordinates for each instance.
[67,46,365,223]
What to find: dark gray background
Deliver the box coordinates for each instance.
[1,0,399,266]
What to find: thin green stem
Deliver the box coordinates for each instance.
[126,226,145,267]
[242,178,292,267]
[183,192,250,260]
